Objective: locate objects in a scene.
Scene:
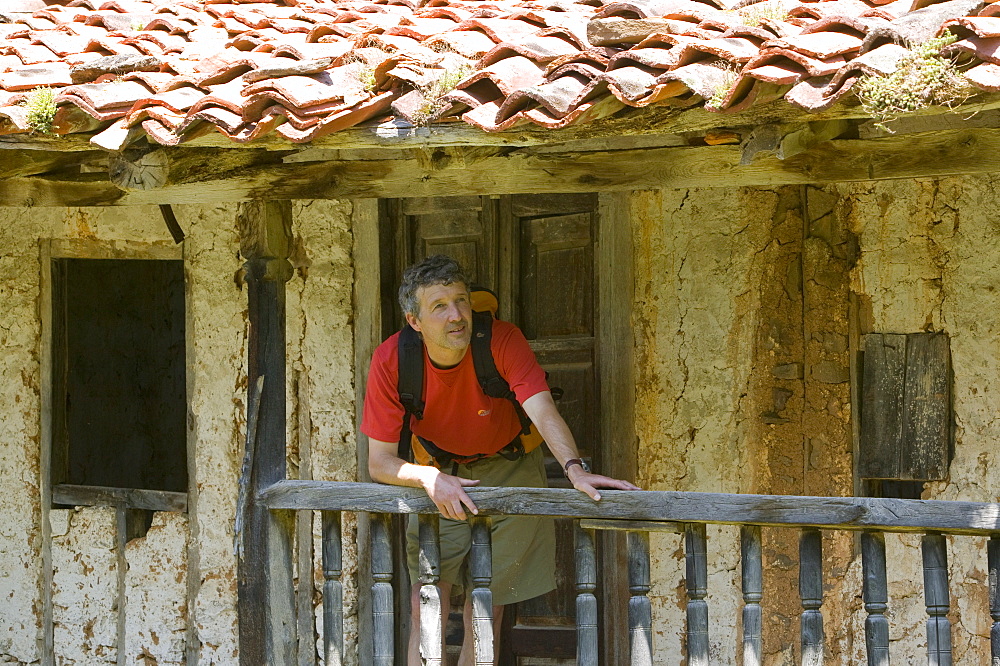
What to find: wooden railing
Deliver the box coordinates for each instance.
[260,481,1000,665]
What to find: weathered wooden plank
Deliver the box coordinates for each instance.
[628,530,653,666]
[862,532,890,666]
[52,484,187,512]
[922,534,952,666]
[685,524,709,666]
[48,238,182,261]
[860,334,907,480]
[13,126,1000,206]
[989,537,1000,665]
[371,513,395,666]
[902,334,951,481]
[237,200,296,666]
[579,518,682,533]
[418,514,443,666]
[741,525,763,666]
[575,522,599,666]
[469,517,494,666]
[260,481,1000,535]
[799,528,824,666]
[351,198,381,666]
[322,511,344,666]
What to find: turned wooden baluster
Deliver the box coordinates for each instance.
[685,523,710,666]
[800,528,824,666]
[989,536,1000,666]
[322,511,344,666]
[861,531,890,666]
[741,525,763,666]
[371,512,394,666]
[575,522,599,666]
[470,516,494,666]
[418,514,443,666]
[628,530,653,666]
[922,533,952,666]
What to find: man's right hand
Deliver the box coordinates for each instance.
[422,468,480,520]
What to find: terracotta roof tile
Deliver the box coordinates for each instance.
[0,0,994,145]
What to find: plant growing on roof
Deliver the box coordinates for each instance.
[21,87,57,135]
[856,33,972,132]
[410,63,474,126]
[737,1,789,27]
[707,63,741,109]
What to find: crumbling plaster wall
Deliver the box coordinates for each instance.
[831,176,999,664]
[631,184,857,664]
[0,200,359,665]
[632,187,784,664]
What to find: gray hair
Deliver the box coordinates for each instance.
[398,255,470,317]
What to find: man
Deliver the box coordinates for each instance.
[362,255,639,665]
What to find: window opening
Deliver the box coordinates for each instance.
[51,258,187,496]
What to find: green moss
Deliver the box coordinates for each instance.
[857,33,972,131]
[21,87,57,134]
[707,64,741,108]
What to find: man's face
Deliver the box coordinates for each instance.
[406,281,473,361]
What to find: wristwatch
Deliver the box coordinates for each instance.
[563,458,591,477]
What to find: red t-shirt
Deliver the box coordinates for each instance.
[361,320,549,457]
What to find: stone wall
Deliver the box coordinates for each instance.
[0,201,358,665]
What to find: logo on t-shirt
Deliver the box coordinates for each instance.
[478,409,491,416]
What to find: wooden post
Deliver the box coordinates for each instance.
[989,536,1000,666]
[322,511,344,666]
[861,531,890,666]
[470,516,494,666]
[685,524,709,666]
[418,514,443,666]
[741,525,763,666]
[627,530,653,666]
[371,512,395,666]
[922,534,952,666]
[799,528,824,666]
[575,522,599,666]
[236,200,296,665]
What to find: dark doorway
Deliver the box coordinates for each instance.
[51,258,187,494]
[381,194,602,664]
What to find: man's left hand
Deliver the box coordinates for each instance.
[567,468,640,501]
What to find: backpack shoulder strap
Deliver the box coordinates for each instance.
[470,312,533,435]
[396,324,424,460]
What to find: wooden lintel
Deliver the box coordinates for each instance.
[4,126,1000,205]
[52,483,187,512]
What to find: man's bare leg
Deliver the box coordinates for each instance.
[457,600,504,666]
[408,582,453,666]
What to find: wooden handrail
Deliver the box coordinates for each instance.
[259,480,1000,535]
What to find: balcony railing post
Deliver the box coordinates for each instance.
[575,521,599,666]
[418,514,443,666]
[628,530,653,666]
[989,536,1000,665]
[861,531,890,666]
[685,523,709,666]
[469,516,494,666]
[321,511,344,666]
[800,528,824,666]
[922,533,952,666]
[741,525,763,666]
[371,512,394,666]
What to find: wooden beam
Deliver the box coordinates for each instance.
[237,200,297,666]
[259,480,1000,536]
[52,484,187,512]
[6,126,1000,205]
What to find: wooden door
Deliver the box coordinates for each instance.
[382,193,601,664]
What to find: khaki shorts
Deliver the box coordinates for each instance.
[406,446,556,606]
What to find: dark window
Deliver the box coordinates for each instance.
[51,259,187,493]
